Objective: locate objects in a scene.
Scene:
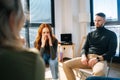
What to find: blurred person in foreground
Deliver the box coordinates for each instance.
[34,23,58,80]
[63,12,117,80]
[0,0,45,80]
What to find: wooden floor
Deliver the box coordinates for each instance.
[45,62,120,80]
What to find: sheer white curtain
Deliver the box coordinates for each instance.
[30,0,51,23]
[93,0,117,21]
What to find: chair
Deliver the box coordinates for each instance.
[77,36,86,57]
[106,57,113,77]
[76,57,113,80]
[75,36,113,80]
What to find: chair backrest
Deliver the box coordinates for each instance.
[77,36,86,56]
[106,57,113,77]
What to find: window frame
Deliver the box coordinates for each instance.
[29,0,55,27]
[90,0,120,26]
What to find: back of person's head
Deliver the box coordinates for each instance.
[96,12,106,19]
[0,0,25,48]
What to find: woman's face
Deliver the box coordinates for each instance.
[42,27,50,39]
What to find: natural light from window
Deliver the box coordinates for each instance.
[30,0,51,23]
[93,0,117,21]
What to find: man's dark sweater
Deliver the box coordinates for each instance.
[81,27,117,60]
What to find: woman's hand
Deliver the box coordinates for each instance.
[41,35,47,47]
[48,34,53,46]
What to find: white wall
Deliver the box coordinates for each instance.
[55,0,91,56]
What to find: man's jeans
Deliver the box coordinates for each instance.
[86,76,120,80]
[43,53,58,79]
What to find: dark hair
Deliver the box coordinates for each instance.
[96,12,106,19]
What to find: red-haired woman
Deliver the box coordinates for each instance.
[34,23,58,79]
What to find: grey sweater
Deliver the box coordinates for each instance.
[40,38,58,60]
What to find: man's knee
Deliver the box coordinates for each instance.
[93,70,105,76]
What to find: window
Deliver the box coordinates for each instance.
[30,0,55,27]
[93,0,117,21]
[21,0,55,48]
[90,0,120,26]
[90,0,120,57]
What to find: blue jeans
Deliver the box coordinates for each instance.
[42,53,58,79]
[86,76,120,80]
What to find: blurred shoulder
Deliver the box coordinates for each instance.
[28,48,40,54]
[22,48,40,55]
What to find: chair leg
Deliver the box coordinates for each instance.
[74,69,87,80]
[106,57,113,77]
[80,72,88,80]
